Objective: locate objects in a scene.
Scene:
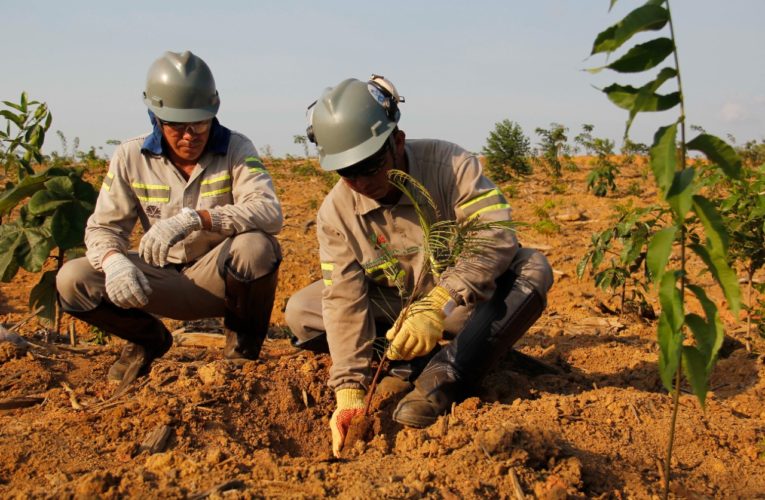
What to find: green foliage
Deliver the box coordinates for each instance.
[481,119,532,182]
[590,1,743,495]
[575,124,621,196]
[534,123,574,178]
[578,203,667,315]
[531,200,561,235]
[0,93,52,179]
[737,138,765,167]
[700,160,765,339]
[293,134,311,158]
[0,96,98,325]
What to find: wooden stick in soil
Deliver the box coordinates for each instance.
[8,306,45,333]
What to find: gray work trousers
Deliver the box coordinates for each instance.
[57,231,281,320]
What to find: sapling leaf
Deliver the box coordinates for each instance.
[0,171,50,216]
[665,167,695,220]
[646,225,676,283]
[657,272,684,390]
[682,346,709,408]
[686,133,741,179]
[692,195,728,255]
[28,189,70,215]
[591,4,669,55]
[605,38,674,73]
[0,225,24,282]
[689,243,741,317]
[686,283,724,367]
[29,270,57,326]
[650,123,678,195]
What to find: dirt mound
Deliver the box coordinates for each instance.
[1,158,763,497]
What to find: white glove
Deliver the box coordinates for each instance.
[102,253,152,309]
[138,208,202,267]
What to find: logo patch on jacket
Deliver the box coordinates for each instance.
[145,205,162,218]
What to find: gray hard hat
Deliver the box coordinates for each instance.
[143,50,220,122]
[307,76,403,171]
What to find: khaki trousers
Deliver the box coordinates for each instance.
[57,231,281,320]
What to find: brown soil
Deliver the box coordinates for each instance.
[1,157,763,498]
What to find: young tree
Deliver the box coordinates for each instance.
[481,119,532,182]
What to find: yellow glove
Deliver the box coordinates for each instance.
[330,388,366,457]
[386,286,454,361]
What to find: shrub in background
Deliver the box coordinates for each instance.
[481,119,532,182]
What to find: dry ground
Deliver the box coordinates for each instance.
[0,156,763,498]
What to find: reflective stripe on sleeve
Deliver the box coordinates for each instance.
[102,171,114,192]
[245,156,268,174]
[457,188,510,220]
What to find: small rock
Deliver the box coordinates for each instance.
[198,363,226,386]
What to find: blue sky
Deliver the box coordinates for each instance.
[2,1,762,158]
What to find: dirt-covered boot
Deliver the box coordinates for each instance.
[394,273,545,428]
[66,302,172,383]
[223,264,279,362]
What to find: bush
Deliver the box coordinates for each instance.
[481,119,532,182]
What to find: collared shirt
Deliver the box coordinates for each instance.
[85,122,282,270]
[317,139,518,390]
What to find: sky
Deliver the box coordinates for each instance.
[1,1,763,159]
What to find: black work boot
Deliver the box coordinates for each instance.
[394,274,545,428]
[223,263,279,361]
[66,302,173,382]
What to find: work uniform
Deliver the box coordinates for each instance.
[286,139,553,391]
[58,118,283,319]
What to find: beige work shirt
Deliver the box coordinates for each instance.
[317,139,518,390]
[85,130,282,270]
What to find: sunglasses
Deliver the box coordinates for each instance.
[337,143,390,179]
[159,119,212,135]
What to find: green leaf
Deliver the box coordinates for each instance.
[657,271,684,391]
[659,271,683,333]
[0,171,51,216]
[592,4,669,55]
[693,195,728,255]
[689,243,741,317]
[51,204,90,250]
[682,346,709,408]
[658,309,682,391]
[686,133,741,180]
[647,225,676,283]
[666,167,695,220]
[18,223,55,272]
[28,189,70,215]
[685,285,723,362]
[606,38,674,73]
[0,224,24,282]
[29,270,57,326]
[650,123,677,195]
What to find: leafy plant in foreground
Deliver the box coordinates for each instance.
[589,2,742,496]
[0,95,98,326]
